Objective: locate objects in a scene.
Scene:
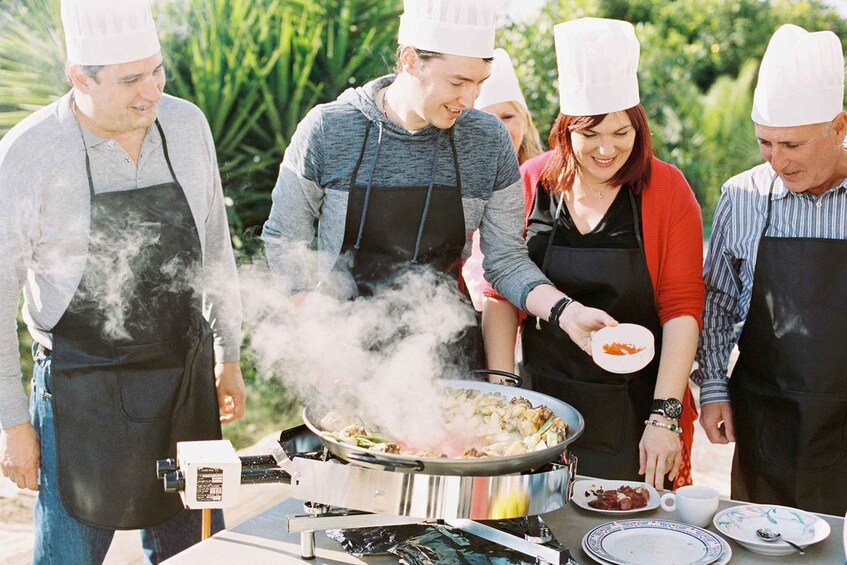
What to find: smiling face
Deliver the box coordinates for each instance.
[570,111,636,187]
[482,101,528,153]
[69,51,166,138]
[402,49,491,130]
[755,114,847,195]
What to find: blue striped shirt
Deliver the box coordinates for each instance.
[692,162,847,405]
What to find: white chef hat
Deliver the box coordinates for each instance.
[475,48,528,110]
[398,0,497,59]
[62,0,161,66]
[752,24,845,127]
[554,18,640,116]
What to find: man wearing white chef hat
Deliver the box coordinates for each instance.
[263,0,614,366]
[0,0,245,561]
[694,24,847,515]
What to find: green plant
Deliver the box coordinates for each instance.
[0,0,65,135]
[502,0,847,223]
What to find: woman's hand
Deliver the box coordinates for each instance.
[559,301,617,353]
[638,417,682,490]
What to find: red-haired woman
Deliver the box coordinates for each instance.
[483,18,704,489]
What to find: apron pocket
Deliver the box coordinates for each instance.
[537,373,629,456]
[118,367,184,421]
[746,387,847,470]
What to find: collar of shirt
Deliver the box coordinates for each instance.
[57,91,163,153]
[766,165,847,201]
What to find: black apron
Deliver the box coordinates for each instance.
[522,187,665,482]
[730,177,847,515]
[49,120,222,529]
[334,122,480,364]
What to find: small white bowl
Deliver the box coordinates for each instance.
[590,324,655,374]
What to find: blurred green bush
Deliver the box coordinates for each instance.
[502,0,847,225]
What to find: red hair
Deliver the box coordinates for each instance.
[541,104,653,195]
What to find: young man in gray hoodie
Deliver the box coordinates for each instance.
[262,0,614,359]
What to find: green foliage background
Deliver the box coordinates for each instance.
[1,0,845,446]
[502,0,847,225]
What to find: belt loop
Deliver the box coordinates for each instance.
[32,342,52,360]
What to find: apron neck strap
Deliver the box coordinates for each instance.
[73,102,179,201]
[761,174,778,240]
[539,185,641,277]
[154,119,180,187]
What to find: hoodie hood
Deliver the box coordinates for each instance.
[339,75,469,140]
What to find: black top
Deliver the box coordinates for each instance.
[526,184,642,267]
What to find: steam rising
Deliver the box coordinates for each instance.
[240,244,478,450]
[70,212,200,342]
[63,218,479,451]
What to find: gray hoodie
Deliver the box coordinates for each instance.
[262,75,549,309]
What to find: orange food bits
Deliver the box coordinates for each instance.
[602,342,645,356]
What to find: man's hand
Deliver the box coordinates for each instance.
[699,401,735,444]
[215,362,246,424]
[0,422,40,491]
[559,301,617,353]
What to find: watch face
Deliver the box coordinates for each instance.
[652,398,683,419]
[663,398,683,419]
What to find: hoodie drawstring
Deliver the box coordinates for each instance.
[353,121,384,256]
[411,130,442,264]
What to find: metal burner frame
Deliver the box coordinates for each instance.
[161,427,580,564]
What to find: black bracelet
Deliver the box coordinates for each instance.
[548,295,573,331]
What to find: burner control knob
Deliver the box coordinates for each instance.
[156,458,177,479]
[163,470,185,493]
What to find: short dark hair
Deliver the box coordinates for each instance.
[541,104,653,196]
[81,65,105,83]
[65,63,105,85]
[393,46,494,73]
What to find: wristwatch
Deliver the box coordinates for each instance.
[650,397,683,419]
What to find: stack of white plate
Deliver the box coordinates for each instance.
[712,503,831,556]
[581,519,731,565]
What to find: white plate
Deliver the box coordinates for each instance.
[571,479,660,515]
[583,533,732,565]
[583,519,724,565]
[713,504,831,556]
[590,324,655,374]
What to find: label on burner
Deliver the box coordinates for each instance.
[196,467,224,502]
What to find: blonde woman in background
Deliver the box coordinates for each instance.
[462,48,543,321]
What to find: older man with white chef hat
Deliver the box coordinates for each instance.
[0,0,244,562]
[694,24,847,515]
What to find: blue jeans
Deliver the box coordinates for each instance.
[30,345,224,564]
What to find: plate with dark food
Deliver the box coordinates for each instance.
[571,479,660,514]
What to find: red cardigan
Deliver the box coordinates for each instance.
[485,150,705,329]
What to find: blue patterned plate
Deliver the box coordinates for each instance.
[583,519,724,565]
[713,504,830,556]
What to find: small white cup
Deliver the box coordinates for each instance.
[660,485,720,528]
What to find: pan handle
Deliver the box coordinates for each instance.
[345,452,426,472]
[470,369,523,387]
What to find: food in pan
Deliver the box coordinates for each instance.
[586,485,651,510]
[601,342,646,356]
[320,388,568,459]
